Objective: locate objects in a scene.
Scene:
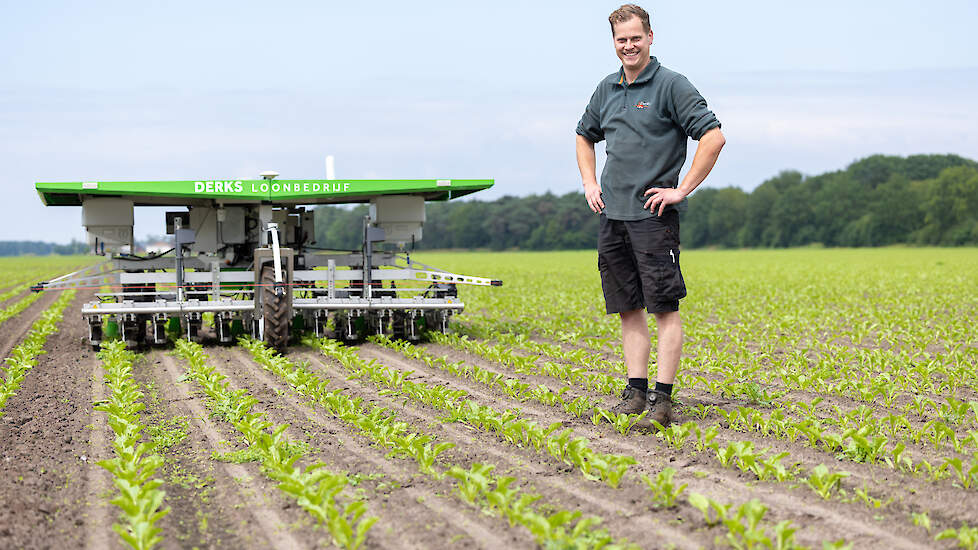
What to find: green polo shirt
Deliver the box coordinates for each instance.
[576,57,720,220]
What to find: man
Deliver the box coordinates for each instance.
[575,4,725,428]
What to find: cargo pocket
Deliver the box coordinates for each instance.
[597,255,618,292]
[638,249,686,302]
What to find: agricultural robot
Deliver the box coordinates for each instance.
[32,172,501,350]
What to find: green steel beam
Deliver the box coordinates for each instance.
[35,179,493,206]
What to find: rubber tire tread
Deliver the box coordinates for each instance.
[261,264,289,350]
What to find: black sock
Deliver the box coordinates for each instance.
[654,381,674,396]
[628,378,648,392]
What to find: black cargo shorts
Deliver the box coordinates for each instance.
[597,210,686,314]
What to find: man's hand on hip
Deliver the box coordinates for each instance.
[644,187,686,216]
[584,182,605,213]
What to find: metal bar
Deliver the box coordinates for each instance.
[269,222,283,284]
[292,268,497,286]
[327,259,336,299]
[116,268,495,286]
[120,272,254,284]
[36,273,117,290]
[292,301,464,311]
[82,300,254,315]
[211,260,221,301]
[81,297,464,314]
[45,260,112,284]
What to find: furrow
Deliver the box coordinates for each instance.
[156,352,307,550]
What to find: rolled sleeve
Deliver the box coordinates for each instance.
[576,87,605,143]
[669,75,720,140]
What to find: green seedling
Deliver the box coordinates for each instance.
[688,492,730,526]
[805,464,849,500]
[694,424,719,452]
[940,456,978,489]
[911,511,932,534]
[854,486,887,509]
[641,468,687,508]
[757,451,793,482]
[563,395,597,418]
[715,441,738,468]
[722,499,774,550]
[447,463,494,506]
[659,421,694,449]
[936,523,978,550]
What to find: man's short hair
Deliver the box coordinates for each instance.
[608,4,651,34]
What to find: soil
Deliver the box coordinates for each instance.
[0,290,108,550]
[0,295,970,549]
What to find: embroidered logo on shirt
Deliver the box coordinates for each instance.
[635,101,650,109]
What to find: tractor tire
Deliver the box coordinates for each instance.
[261,264,290,350]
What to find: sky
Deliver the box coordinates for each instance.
[2,0,977,243]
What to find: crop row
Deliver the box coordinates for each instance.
[427,331,627,396]
[173,339,377,550]
[703,403,978,488]
[0,289,75,415]
[0,282,34,304]
[371,335,604,418]
[0,265,75,295]
[241,336,637,549]
[0,291,45,327]
[456,316,615,369]
[373,333,881,509]
[682,346,976,413]
[93,342,170,550]
[320,335,637,487]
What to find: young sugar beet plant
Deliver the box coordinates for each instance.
[687,493,809,550]
[936,523,978,550]
[174,340,377,550]
[94,341,170,550]
[240,337,638,549]
[592,407,650,436]
[0,289,76,415]
[642,467,687,508]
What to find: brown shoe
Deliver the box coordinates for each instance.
[646,390,676,428]
[609,385,647,416]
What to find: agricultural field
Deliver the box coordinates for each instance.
[0,248,976,549]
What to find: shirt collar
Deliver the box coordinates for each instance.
[617,56,660,86]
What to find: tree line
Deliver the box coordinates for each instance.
[0,240,88,257]
[313,153,978,250]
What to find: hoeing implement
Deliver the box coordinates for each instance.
[33,173,502,350]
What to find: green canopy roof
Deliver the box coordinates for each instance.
[36,179,493,207]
